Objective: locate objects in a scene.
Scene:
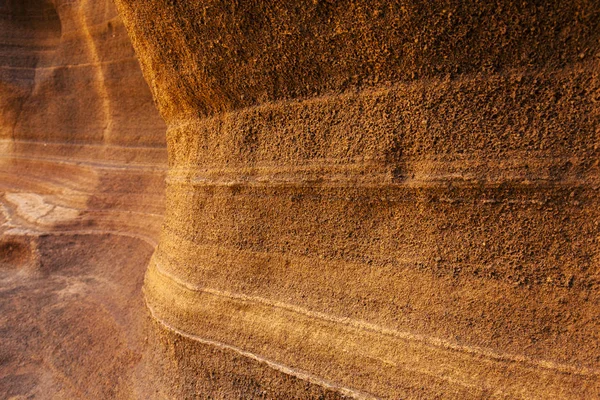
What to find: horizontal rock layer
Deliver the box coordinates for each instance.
[113,0,600,398]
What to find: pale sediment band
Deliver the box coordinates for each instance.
[145,259,599,398]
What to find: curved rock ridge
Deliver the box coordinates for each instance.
[112,0,600,398]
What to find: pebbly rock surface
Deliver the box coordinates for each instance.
[1,0,600,398]
[112,0,600,398]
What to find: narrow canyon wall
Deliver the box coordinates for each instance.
[113,0,600,398]
[0,0,599,398]
[0,1,167,398]
[0,0,165,145]
[0,0,166,237]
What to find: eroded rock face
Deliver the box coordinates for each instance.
[0,0,166,234]
[0,0,165,145]
[0,1,166,398]
[0,0,60,142]
[1,0,599,398]
[112,0,600,398]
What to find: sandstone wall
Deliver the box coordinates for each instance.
[0,0,599,398]
[0,0,165,145]
[0,1,166,398]
[0,0,166,237]
[114,0,600,398]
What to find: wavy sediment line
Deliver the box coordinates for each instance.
[150,258,598,378]
[0,152,167,171]
[166,173,597,190]
[1,193,159,248]
[144,258,599,398]
[1,224,159,248]
[165,155,599,187]
[144,298,377,400]
[0,56,140,71]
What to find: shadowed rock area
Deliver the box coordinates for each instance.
[2,0,600,398]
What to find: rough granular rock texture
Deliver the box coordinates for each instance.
[0,0,599,398]
[111,0,600,398]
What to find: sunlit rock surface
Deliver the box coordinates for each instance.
[2,0,600,398]
[115,0,600,398]
[0,0,166,398]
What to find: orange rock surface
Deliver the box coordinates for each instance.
[2,0,600,398]
[0,0,166,398]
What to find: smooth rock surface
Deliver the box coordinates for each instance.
[0,1,166,398]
